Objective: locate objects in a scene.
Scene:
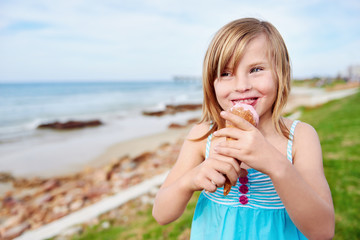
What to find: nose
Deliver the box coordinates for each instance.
[234,75,252,92]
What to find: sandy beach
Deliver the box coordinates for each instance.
[88,127,191,169]
[0,84,358,239]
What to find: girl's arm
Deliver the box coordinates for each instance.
[270,122,334,239]
[213,113,334,239]
[152,123,240,225]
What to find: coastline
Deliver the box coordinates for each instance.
[1,85,357,180]
[0,110,201,179]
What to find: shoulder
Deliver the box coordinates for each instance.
[181,122,210,161]
[187,121,212,140]
[282,118,319,140]
[293,121,319,142]
[291,121,322,166]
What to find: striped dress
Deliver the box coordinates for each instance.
[190,120,308,239]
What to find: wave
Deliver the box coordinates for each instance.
[0,81,203,144]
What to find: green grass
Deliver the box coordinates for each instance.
[71,90,360,239]
[300,90,360,239]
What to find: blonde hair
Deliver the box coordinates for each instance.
[199,18,291,140]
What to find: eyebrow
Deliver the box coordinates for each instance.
[248,61,267,67]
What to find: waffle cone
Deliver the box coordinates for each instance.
[227,106,257,127]
[223,105,258,196]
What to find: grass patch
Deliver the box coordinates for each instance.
[70,90,360,239]
[300,90,360,239]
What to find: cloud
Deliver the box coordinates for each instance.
[0,0,359,81]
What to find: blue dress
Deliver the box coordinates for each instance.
[190,120,308,239]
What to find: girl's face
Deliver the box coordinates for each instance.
[214,34,277,121]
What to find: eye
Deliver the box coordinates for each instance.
[220,69,233,78]
[250,67,263,73]
[221,72,232,77]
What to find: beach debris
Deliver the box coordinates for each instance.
[38,120,102,130]
[0,222,30,240]
[0,136,183,239]
[0,172,14,183]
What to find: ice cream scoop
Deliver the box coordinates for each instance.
[223,103,259,196]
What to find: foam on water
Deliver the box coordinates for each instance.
[0,81,203,177]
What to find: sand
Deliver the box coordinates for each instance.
[88,127,191,169]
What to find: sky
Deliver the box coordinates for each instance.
[0,0,359,82]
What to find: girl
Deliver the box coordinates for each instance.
[153,18,334,239]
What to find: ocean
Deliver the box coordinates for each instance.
[0,81,203,177]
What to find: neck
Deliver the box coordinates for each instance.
[257,113,279,138]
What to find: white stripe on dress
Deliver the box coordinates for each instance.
[203,120,300,209]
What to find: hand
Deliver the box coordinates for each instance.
[186,151,241,193]
[213,111,279,175]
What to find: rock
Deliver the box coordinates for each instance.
[101,221,110,229]
[132,152,154,164]
[143,103,202,116]
[38,120,102,130]
[13,177,44,188]
[2,196,18,209]
[140,195,153,205]
[84,183,111,200]
[165,103,202,113]
[168,123,185,129]
[151,158,162,168]
[187,118,199,125]
[142,110,167,116]
[42,179,60,192]
[1,222,30,240]
[58,225,83,237]
[0,172,14,183]
[33,193,54,206]
[69,199,84,211]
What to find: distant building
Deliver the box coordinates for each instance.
[348,65,360,82]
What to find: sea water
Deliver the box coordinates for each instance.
[0,81,203,177]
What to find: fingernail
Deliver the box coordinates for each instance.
[220,111,226,116]
[213,131,218,136]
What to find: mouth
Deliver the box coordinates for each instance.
[231,97,258,106]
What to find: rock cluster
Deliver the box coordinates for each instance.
[143,103,202,117]
[38,120,102,130]
[168,118,199,129]
[0,140,182,239]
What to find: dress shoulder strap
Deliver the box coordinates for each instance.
[205,123,214,159]
[205,133,213,159]
[287,120,300,163]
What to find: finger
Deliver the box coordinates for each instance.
[213,127,243,141]
[204,180,217,193]
[220,111,254,131]
[211,159,239,186]
[212,152,241,175]
[207,168,226,187]
[217,140,242,150]
[214,146,245,164]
